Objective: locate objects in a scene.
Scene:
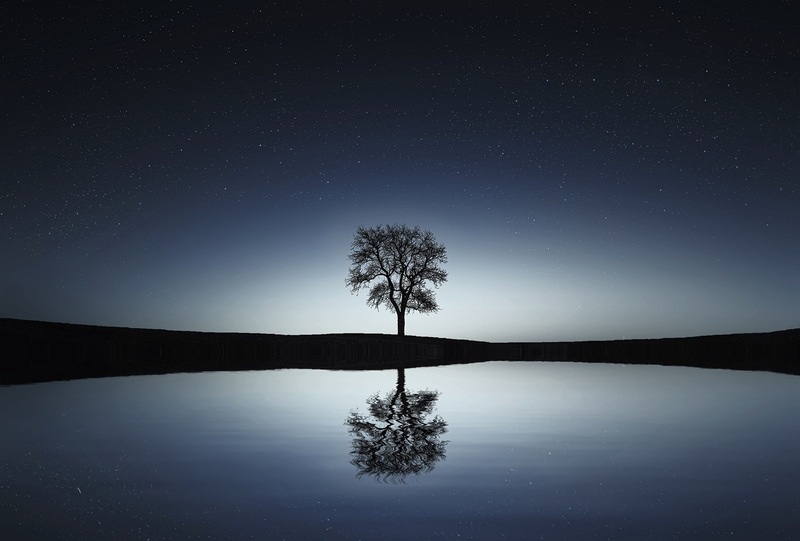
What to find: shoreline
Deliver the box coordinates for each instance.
[1,318,798,384]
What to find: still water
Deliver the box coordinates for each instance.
[1,361,799,540]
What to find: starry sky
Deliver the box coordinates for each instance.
[2,2,798,342]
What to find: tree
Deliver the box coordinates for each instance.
[346,224,448,336]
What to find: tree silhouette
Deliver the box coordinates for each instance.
[346,223,447,336]
[345,368,448,483]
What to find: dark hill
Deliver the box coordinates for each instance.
[1,318,797,384]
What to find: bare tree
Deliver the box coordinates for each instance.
[346,224,447,336]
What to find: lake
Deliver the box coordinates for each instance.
[2,361,798,539]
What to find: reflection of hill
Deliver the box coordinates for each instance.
[1,318,798,384]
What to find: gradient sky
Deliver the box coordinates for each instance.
[3,2,798,341]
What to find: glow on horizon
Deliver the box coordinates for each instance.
[7,208,793,343]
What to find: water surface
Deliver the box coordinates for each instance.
[2,361,798,539]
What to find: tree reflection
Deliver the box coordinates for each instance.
[345,368,448,483]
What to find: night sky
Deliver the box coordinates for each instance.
[3,2,798,341]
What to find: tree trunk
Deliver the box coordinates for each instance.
[397,311,405,336]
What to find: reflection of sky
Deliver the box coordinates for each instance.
[1,363,799,539]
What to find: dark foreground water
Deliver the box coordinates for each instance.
[1,361,798,540]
